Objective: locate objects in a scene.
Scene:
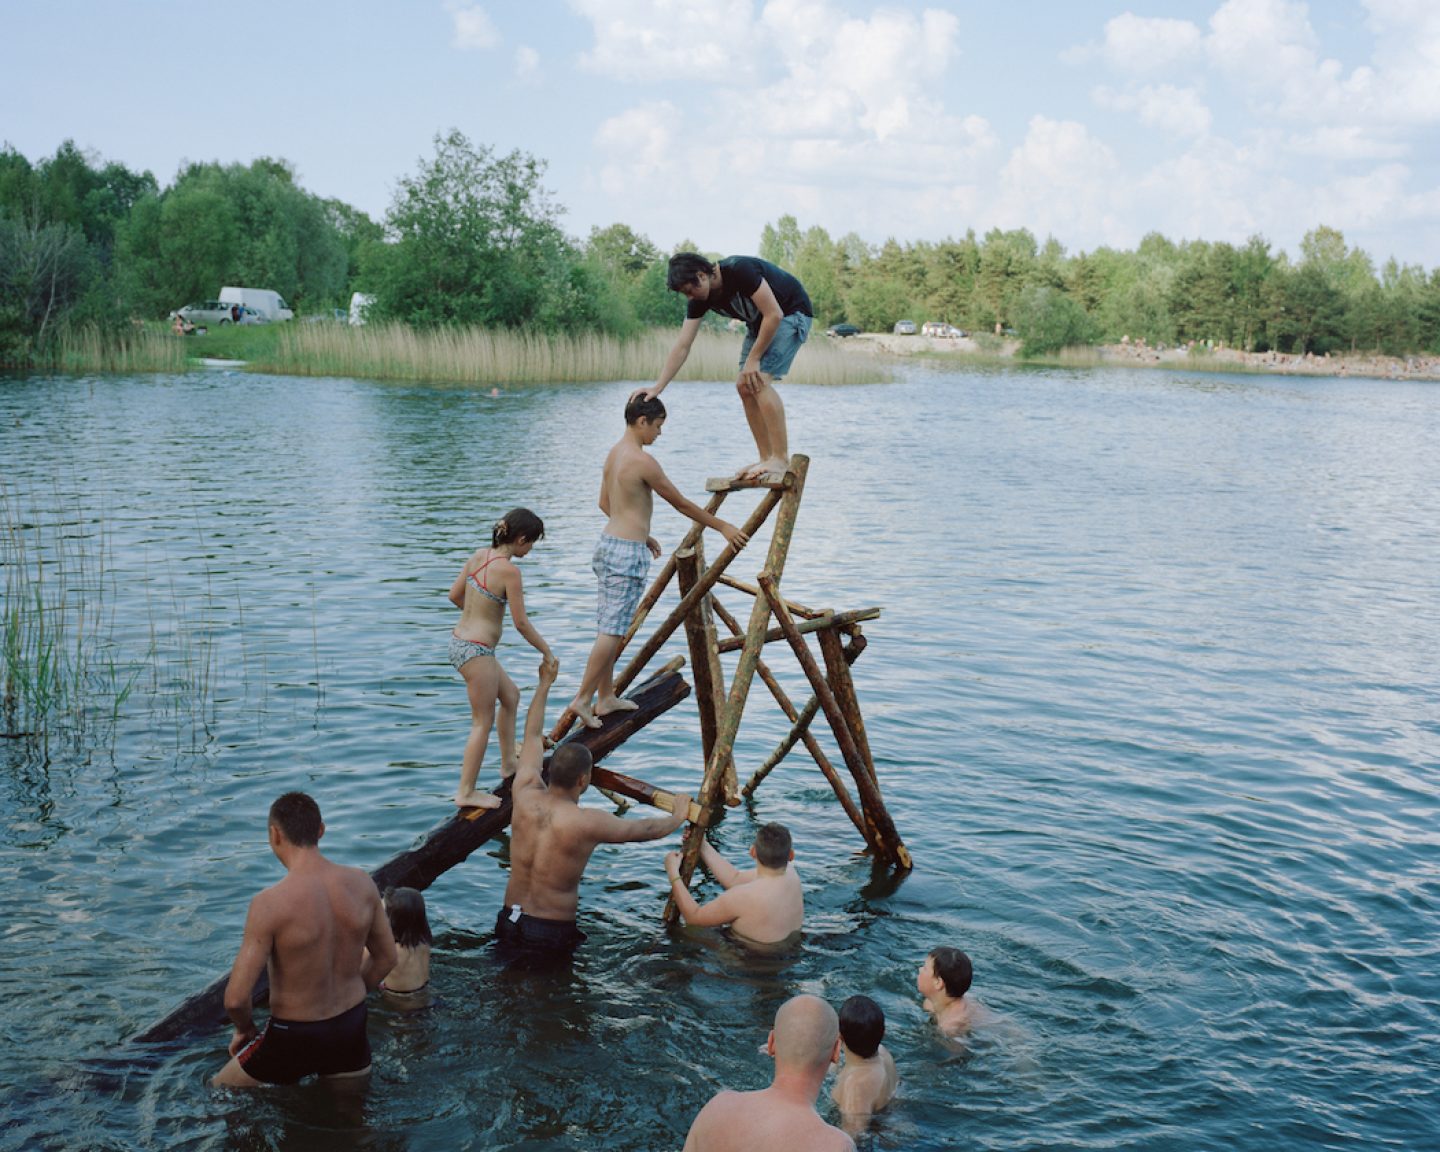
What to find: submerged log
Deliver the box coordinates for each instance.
[133,668,692,1045]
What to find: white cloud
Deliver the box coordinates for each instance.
[993,117,1127,244]
[1285,125,1407,161]
[594,102,684,197]
[1097,12,1204,72]
[572,0,756,81]
[1311,163,1412,228]
[1094,84,1212,137]
[448,2,499,51]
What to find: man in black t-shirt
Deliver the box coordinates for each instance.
[636,253,813,480]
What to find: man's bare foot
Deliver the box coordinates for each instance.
[571,699,603,729]
[454,791,502,810]
[733,460,765,479]
[740,456,787,480]
[595,695,639,716]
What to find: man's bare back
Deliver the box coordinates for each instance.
[666,827,803,945]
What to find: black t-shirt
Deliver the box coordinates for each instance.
[685,256,813,333]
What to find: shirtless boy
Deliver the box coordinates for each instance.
[638,252,814,480]
[664,822,803,945]
[500,654,693,953]
[830,994,898,1131]
[568,394,748,730]
[683,994,854,1152]
[212,792,397,1087]
[917,946,985,1036]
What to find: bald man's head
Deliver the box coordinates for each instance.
[771,994,840,1072]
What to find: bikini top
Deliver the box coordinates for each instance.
[467,553,507,605]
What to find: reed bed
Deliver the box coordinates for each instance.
[266,323,888,386]
[0,481,217,752]
[54,324,190,373]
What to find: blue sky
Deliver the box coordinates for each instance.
[4,1,1438,268]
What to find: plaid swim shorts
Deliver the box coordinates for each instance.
[592,534,651,636]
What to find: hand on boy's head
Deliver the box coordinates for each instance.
[628,386,652,404]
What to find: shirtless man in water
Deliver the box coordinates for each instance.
[664,823,803,945]
[212,792,396,1087]
[498,655,693,953]
[567,394,747,731]
[683,994,854,1152]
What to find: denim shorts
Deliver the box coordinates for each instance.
[739,313,812,380]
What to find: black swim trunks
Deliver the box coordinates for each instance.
[494,905,587,953]
[236,1000,371,1084]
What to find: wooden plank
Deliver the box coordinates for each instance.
[715,573,827,619]
[757,574,911,871]
[819,627,879,792]
[133,667,692,1045]
[704,469,794,493]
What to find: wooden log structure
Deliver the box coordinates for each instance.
[134,666,692,1045]
[676,540,736,803]
[664,456,809,924]
[713,606,881,653]
[758,572,911,871]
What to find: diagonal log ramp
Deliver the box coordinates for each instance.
[133,667,691,1044]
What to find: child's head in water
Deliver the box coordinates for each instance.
[838,994,885,1059]
[493,508,544,552]
[384,887,432,949]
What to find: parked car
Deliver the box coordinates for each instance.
[170,300,236,327]
[893,319,917,335]
[921,321,953,337]
[827,323,861,338]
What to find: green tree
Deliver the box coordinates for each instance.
[1013,284,1094,355]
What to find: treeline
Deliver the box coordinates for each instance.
[759,216,1440,357]
[4,134,1439,364]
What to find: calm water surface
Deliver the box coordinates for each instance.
[1,363,1437,1151]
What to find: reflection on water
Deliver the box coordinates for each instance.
[1,365,1437,1150]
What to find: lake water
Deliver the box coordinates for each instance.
[1,362,1436,1151]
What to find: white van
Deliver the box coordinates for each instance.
[219,287,294,322]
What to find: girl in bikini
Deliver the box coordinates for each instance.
[448,508,555,808]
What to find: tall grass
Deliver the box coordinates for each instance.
[0,481,217,752]
[54,324,189,373]
[265,322,888,385]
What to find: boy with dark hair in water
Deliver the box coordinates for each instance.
[634,252,813,480]
[917,946,986,1036]
[665,822,803,945]
[830,994,898,1130]
[567,394,748,730]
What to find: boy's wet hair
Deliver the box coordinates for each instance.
[494,507,544,547]
[753,822,792,868]
[666,251,716,292]
[549,741,594,789]
[384,887,433,949]
[625,394,666,425]
[838,994,886,1059]
[929,946,973,998]
[269,791,322,847]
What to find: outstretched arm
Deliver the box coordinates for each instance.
[642,456,749,549]
[638,316,703,401]
[583,792,690,844]
[512,656,560,795]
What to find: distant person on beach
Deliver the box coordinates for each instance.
[376,887,432,1006]
[566,394,747,731]
[448,508,555,809]
[917,946,988,1036]
[683,993,854,1152]
[212,791,396,1088]
[830,994,897,1130]
[633,253,813,481]
[664,822,803,944]
[499,655,692,954]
